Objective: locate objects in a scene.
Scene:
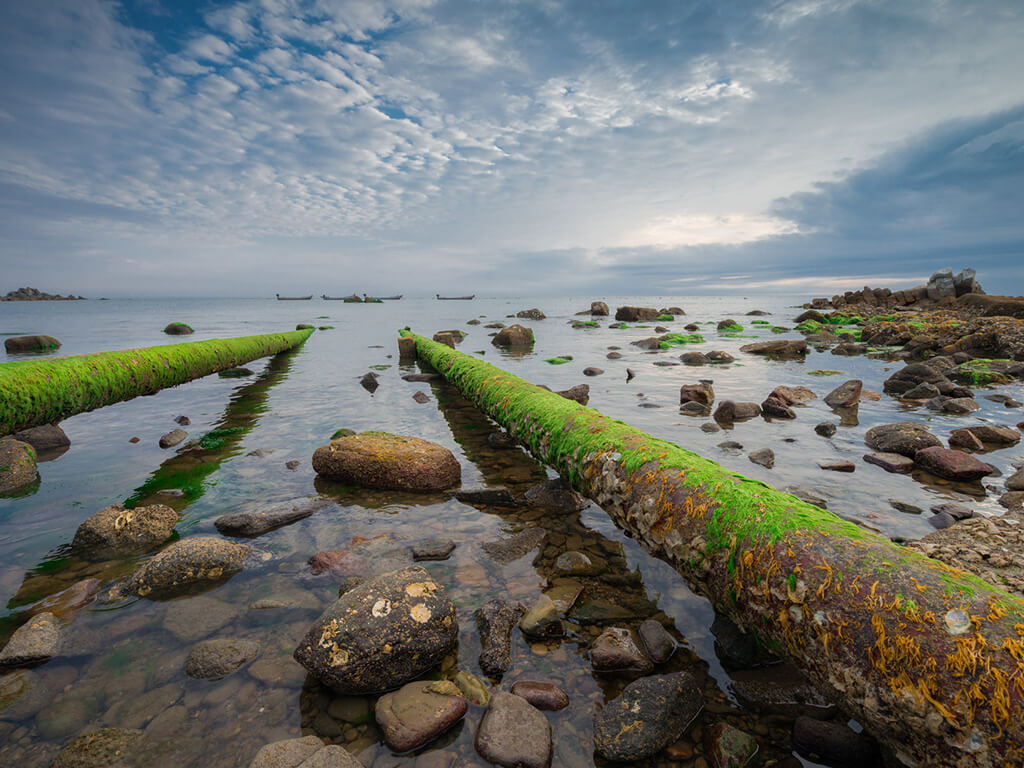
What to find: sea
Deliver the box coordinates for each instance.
[0,295,1020,767]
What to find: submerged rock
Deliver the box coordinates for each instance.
[51,727,144,768]
[823,379,862,408]
[293,566,458,694]
[705,723,758,768]
[593,672,703,761]
[375,680,467,752]
[748,448,775,469]
[0,612,61,667]
[476,599,524,677]
[411,538,456,561]
[118,537,249,599]
[0,437,38,495]
[248,736,362,768]
[475,691,552,768]
[523,478,587,512]
[184,637,260,680]
[519,594,563,639]
[214,499,328,537]
[72,503,178,558]
[792,715,880,768]
[312,432,460,491]
[863,452,915,474]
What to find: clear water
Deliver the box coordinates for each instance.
[1,296,1021,766]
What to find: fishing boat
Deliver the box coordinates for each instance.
[436,294,475,300]
[321,294,348,300]
[379,295,403,300]
[276,293,312,300]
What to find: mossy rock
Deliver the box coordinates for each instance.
[318,325,334,330]
[0,437,38,496]
[296,324,315,330]
[218,367,254,378]
[545,356,572,365]
[331,428,357,440]
[312,432,461,491]
[657,333,704,349]
[4,334,61,353]
[163,323,194,335]
[952,359,1014,386]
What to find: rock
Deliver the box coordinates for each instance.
[51,727,144,768]
[818,460,855,473]
[713,401,761,423]
[475,691,552,768]
[593,672,703,761]
[248,736,364,768]
[516,308,545,320]
[215,499,326,537]
[412,391,430,404]
[120,536,249,598]
[863,452,915,473]
[711,614,776,669]
[481,527,546,564]
[940,397,980,414]
[72,503,177,558]
[823,380,862,408]
[583,367,604,377]
[927,267,956,299]
[455,487,521,506]
[903,381,941,399]
[615,306,659,322]
[679,352,710,365]
[792,715,880,768]
[748,449,774,469]
[4,334,62,352]
[1006,466,1024,491]
[591,627,654,674]
[590,301,609,316]
[707,350,735,363]
[375,680,467,752]
[948,429,986,452]
[951,425,1021,449]
[402,373,440,382]
[705,723,758,768]
[219,367,254,378]
[312,432,460,491]
[954,268,984,296]
[999,491,1024,510]
[864,422,942,457]
[185,637,260,679]
[519,595,563,639]
[0,612,60,667]
[739,340,807,357]
[11,423,70,457]
[914,446,992,481]
[883,362,953,395]
[411,539,456,561]
[769,385,817,405]
[889,499,923,514]
[626,368,636,381]
[524,478,587,512]
[163,595,240,642]
[679,382,714,406]
[476,599,523,677]
[606,351,623,359]
[680,401,711,416]
[359,372,379,392]
[556,384,590,404]
[492,324,534,347]
[729,664,835,718]
[717,319,742,331]
[163,323,193,335]
[638,619,675,663]
[0,437,38,495]
[509,680,568,712]
[815,422,837,437]
[760,396,795,419]
[293,566,458,694]
[701,423,721,433]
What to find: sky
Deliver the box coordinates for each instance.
[1,0,1022,298]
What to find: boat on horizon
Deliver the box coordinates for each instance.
[436,294,475,300]
[276,293,312,300]
[379,295,402,300]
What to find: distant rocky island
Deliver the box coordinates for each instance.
[1,287,85,301]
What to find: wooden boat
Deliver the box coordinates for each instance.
[379,295,402,300]
[321,294,347,300]
[436,294,475,300]
[276,293,312,300]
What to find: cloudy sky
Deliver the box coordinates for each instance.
[1,0,1022,297]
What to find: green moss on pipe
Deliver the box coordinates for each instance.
[0,329,313,436]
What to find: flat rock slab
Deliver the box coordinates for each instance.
[73,503,178,559]
[119,537,249,599]
[185,637,260,680]
[249,736,363,768]
[0,611,61,667]
[476,599,523,677]
[951,425,1021,449]
[818,460,855,473]
[863,452,915,474]
[214,499,329,537]
[312,432,461,491]
[914,446,992,482]
[480,527,545,564]
[293,566,458,694]
[375,680,467,752]
[593,672,703,761]
[475,691,552,768]
[739,340,807,357]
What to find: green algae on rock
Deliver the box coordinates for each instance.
[0,328,313,437]
[400,329,1024,768]
[0,437,39,496]
[163,322,194,335]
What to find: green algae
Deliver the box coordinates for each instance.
[163,322,194,335]
[545,356,572,365]
[718,321,743,332]
[656,314,674,322]
[795,320,823,334]
[751,320,770,325]
[954,358,1014,385]
[835,329,863,341]
[572,321,599,328]
[0,329,312,436]
[657,333,704,349]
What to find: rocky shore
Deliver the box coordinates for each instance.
[1,287,85,301]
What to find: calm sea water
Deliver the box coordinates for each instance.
[1,296,1020,767]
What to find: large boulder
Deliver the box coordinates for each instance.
[475,691,552,768]
[4,334,61,353]
[375,680,467,752]
[72,503,178,559]
[590,301,609,316]
[864,423,942,457]
[312,432,460,492]
[953,268,984,296]
[739,340,807,357]
[491,324,534,348]
[593,672,703,761]
[0,437,38,495]
[615,306,659,322]
[118,536,249,598]
[914,446,993,482]
[293,566,458,694]
[0,612,61,667]
[11,423,70,458]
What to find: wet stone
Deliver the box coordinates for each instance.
[748,448,774,469]
[412,391,430,404]
[163,595,240,643]
[705,723,758,768]
[73,503,178,559]
[293,566,458,694]
[914,446,992,481]
[593,672,703,762]
[375,680,467,752]
[249,735,350,768]
[455,487,522,507]
[476,599,524,677]
[591,627,654,674]
[510,680,568,711]
[475,691,552,768]
[729,665,837,719]
[638,619,676,663]
[823,379,862,408]
[312,432,461,492]
[51,727,144,768]
[554,551,594,575]
[0,611,61,667]
[864,422,941,457]
[480,527,545,564]
[519,595,563,639]
[711,614,776,669]
[0,438,39,495]
[158,428,188,448]
[452,670,491,706]
[184,637,260,680]
[818,460,855,473]
[814,422,837,437]
[523,478,587,512]
[411,539,456,561]
[760,396,796,419]
[215,499,328,537]
[889,499,923,514]
[863,452,915,474]
[118,536,249,599]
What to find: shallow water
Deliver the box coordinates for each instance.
[1,296,1022,766]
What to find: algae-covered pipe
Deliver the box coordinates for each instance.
[402,330,1024,767]
[0,329,314,436]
